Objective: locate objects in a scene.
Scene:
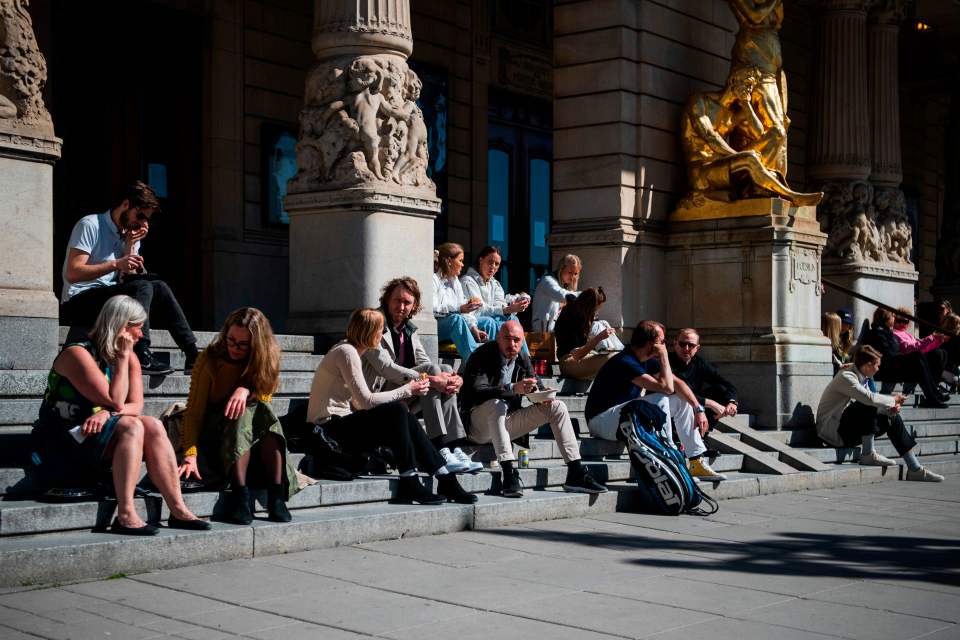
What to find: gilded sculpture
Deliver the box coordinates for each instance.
[678,0,821,210]
[290,55,433,193]
[0,0,53,135]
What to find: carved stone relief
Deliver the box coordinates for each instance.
[290,54,434,194]
[818,181,912,265]
[0,0,53,136]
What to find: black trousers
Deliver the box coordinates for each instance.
[837,400,917,456]
[61,278,196,351]
[323,402,445,474]
[875,351,941,401]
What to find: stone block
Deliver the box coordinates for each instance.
[554,59,639,98]
[555,92,638,129]
[0,317,57,371]
[553,185,634,222]
[0,526,253,587]
[250,503,473,556]
[472,491,617,529]
[638,31,728,85]
[555,0,639,34]
[316,478,393,506]
[555,27,637,66]
[821,263,918,334]
[555,123,639,159]
[554,155,637,191]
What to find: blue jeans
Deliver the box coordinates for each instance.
[437,314,479,359]
[476,314,529,355]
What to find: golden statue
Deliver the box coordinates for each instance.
[678,0,821,210]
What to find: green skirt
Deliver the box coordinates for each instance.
[197,400,300,499]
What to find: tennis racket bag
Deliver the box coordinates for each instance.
[619,399,718,516]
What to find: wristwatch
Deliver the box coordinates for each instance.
[694,405,705,414]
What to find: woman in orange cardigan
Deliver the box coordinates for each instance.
[178,307,299,524]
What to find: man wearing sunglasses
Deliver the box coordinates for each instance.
[668,329,739,433]
[60,181,199,375]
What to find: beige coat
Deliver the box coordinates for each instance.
[815,364,898,447]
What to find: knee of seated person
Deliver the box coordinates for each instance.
[128,278,153,295]
[151,279,173,296]
[140,415,164,435]
[425,363,442,376]
[482,399,509,416]
[116,416,144,437]
[440,363,454,374]
[382,402,409,419]
[547,399,568,417]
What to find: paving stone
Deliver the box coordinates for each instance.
[739,598,950,640]
[806,581,960,623]
[351,532,529,569]
[244,621,376,639]
[645,617,843,640]
[472,490,618,529]
[382,610,620,640]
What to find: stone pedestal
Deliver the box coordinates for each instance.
[286,189,440,351]
[289,0,440,352]
[667,198,831,429]
[0,132,62,368]
[822,261,918,331]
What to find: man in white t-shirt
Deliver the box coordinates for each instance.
[60,181,198,374]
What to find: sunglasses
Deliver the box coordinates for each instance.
[226,336,251,351]
[678,341,699,349]
[894,318,909,324]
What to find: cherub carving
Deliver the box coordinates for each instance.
[0,0,53,133]
[391,70,428,183]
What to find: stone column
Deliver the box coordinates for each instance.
[0,0,61,369]
[811,0,917,328]
[286,0,440,352]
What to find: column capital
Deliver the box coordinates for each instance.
[312,0,413,59]
[869,0,908,26]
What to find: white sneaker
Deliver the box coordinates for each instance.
[452,447,484,473]
[438,448,470,473]
[858,451,896,467]
[906,467,945,482]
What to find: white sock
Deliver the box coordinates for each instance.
[860,435,875,456]
[434,465,450,476]
[902,451,922,472]
[399,469,418,477]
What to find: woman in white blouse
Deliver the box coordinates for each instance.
[433,242,486,358]
[531,254,582,332]
[461,245,530,354]
[307,308,477,503]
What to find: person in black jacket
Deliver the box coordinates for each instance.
[668,328,739,431]
[461,320,606,497]
[862,307,948,408]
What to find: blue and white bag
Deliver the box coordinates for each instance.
[619,399,718,516]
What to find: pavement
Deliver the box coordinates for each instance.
[0,472,958,640]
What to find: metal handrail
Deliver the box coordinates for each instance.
[822,277,958,338]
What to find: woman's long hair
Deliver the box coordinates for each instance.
[564,287,606,339]
[554,254,581,291]
[89,295,148,363]
[208,307,280,397]
[434,242,464,277]
[822,311,842,354]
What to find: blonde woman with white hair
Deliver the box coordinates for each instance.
[30,295,208,535]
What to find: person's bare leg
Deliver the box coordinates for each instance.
[108,417,147,528]
[731,154,821,205]
[141,416,198,521]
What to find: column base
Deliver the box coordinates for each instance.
[821,261,918,333]
[666,198,831,428]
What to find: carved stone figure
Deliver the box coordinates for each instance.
[820,181,912,265]
[289,53,434,193]
[677,0,821,210]
[875,187,912,264]
[0,0,53,135]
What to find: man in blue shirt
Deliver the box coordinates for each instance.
[585,320,726,481]
[60,181,198,375]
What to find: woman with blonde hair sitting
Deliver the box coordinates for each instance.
[179,307,300,525]
[433,242,486,359]
[822,311,851,374]
[531,254,581,333]
[30,295,208,535]
[307,308,476,504]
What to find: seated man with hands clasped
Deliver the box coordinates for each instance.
[816,345,943,482]
[362,277,482,473]
[585,320,726,481]
[668,328,739,432]
[459,320,607,498]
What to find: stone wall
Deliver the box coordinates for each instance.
[900,94,948,298]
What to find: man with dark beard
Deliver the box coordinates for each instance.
[60,181,198,375]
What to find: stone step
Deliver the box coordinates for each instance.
[0,489,623,588]
[59,327,316,354]
[0,370,316,398]
[797,436,960,463]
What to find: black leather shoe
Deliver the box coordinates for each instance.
[394,475,444,505]
[183,346,199,375]
[437,473,478,504]
[501,468,523,498]
[222,486,253,525]
[110,518,159,536]
[138,349,174,376]
[167,516,212,531]
[266,484,292,522]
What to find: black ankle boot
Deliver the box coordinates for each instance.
[225,486,253,525]
[394,475,444,505]
[134,339,174,376]
[267,484,292,522]
[437,474,478,504]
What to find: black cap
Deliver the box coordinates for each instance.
[836,309,854,326]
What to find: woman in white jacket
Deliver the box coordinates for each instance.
[530,254,581,332]
[816,345,943,481]
[433,242,486,359]
[461,245,530,353]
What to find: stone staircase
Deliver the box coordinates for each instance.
[0,331,956,587]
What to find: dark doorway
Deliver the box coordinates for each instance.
[487,89,552,295]
[44,0,204,328]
